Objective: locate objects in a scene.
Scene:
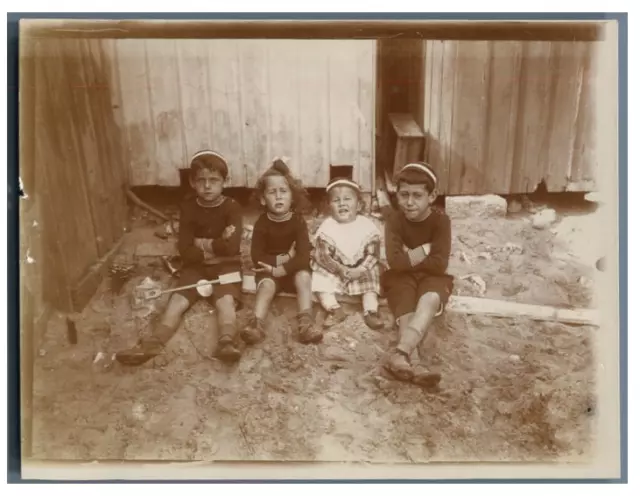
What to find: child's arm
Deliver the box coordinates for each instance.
[210,199,243,257]
[250,218,279,268]
[177,203,206,264]
[386,213,451,274]
[281,216,312,275]
[314,237,348,277]
[416,214,451,275]
[355,239,379,272]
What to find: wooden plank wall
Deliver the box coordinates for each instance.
[423,40,598,195]
[107,39,376,191]
[21,37,129,313]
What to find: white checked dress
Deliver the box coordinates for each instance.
[311,215,382,296]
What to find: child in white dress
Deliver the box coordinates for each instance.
[311,165,384,331]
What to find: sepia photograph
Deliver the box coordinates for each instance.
[16,16,623,481]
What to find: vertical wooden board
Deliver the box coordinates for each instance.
[266,40,301,180]
[355,40,375,191]
[207,40,244,186]
[85,39,129,238]
[448,41,491,195]
[101,38,131,191]
[114,39,156,186]
[298,41,331,187]
[439,41,457,194]
[77,38,121,250]
[102,39,126,142]
[483,41,523,194]
[36,41,98,285]
[66,39,116,254]
[145,40,185,186]
[328,41,360,173]
[570,42,597,186]
[510,42,554,193]
[176,39,214,162]
[427,41,444,168]
[33,42,70,310]
[236,39,270,187]
[544,42,587,191]
[50,39,106,260]
[409,40,426,130]
[422,41,433,139]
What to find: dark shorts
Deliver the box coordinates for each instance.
[382,270,454,319]
[177,262,242,307]
[255,269,309,295]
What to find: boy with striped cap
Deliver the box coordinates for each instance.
[382,161,454,387]
[116,150,244,366]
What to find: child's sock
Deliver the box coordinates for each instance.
[395,313,422,357]
[151,323,177,346]
[362,291,379,314]
[317,292,340,311]
[397,325,425,357]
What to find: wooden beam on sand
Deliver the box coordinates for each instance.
[241,275,598,327]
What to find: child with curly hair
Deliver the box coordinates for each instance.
[244,159,321,345]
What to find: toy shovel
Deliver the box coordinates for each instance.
[139,272,242,301]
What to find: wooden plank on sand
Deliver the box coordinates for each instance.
[241,275,598,326]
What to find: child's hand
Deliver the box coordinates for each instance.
[272,266,287,278]
[254,261,274,274]
[276,253,290,266]
[254,261,286,278]
[194,238,213,254]
[349,267,368,280]
[402,245,410,253]
[288,242,297,259]
[222,225,236,240]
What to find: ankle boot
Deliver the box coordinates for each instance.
[215,324,241,363]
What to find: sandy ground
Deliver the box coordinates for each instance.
[30,196,599,463]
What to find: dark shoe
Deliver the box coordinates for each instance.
[240,316,266,345]
[298,311,322,344]
[412,365,442,389]
[215,335,242,363]
[363,310,385,330]
[322,307,347,329]
[115,336,164,367]
[383,350,414,382]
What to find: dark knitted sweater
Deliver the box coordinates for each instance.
[384,208,452,276]
[250,212,311,275]
[177,196,243,265]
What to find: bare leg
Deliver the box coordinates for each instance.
[294,270,313,313]
[295,271,321,343]
[254,279,277,321]
[393,292,442,387]
[116,293,190,366]
[241,280,275,345]
[397,292,440,356]
[158,294,190,332]
[215,294,241,362]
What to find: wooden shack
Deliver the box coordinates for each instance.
[107,39,376,191]
[377,39,599,195]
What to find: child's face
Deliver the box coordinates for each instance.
[397,182,436,221]
[262,175,293,216]
[328,185,359,223]
[190,168,225,203]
